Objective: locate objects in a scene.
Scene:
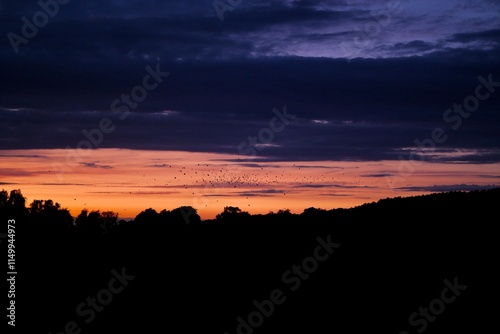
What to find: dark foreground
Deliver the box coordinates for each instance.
[3,188,499,333]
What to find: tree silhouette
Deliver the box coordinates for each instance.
[0,189,27,219]
[75,209,89,227]
[8,189,26,209]
[28,199,73,230]
[170,206,201,225]
[276,208,292,216]
[75,209,116,236]
[133,206,200,226]
[216,206,251,222]
[0,189,8,208]
[101,211,119,232]
[134,208,160,225]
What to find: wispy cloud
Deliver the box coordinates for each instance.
[0,154,47,159]
[361,173,394,178]
[294,184,374,189]
[79,162,113,169]
[398,184,500,192]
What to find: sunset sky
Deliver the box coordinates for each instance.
[1,0,499,219]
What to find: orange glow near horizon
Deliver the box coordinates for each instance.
[1,148,499,220]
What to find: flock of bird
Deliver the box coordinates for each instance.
[73,161,389,213]
[124,162,377,208]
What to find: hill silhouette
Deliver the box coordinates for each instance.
[2,188,499,333]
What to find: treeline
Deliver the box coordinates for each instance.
[2,188,500,233]
[0,189,201,233]
[4,187,500,333]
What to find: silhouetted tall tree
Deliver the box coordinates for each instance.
[0,189,27,220]
[8,189,26,209]
[0,190,8,208]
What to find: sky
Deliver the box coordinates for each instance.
[0,0,499,219]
